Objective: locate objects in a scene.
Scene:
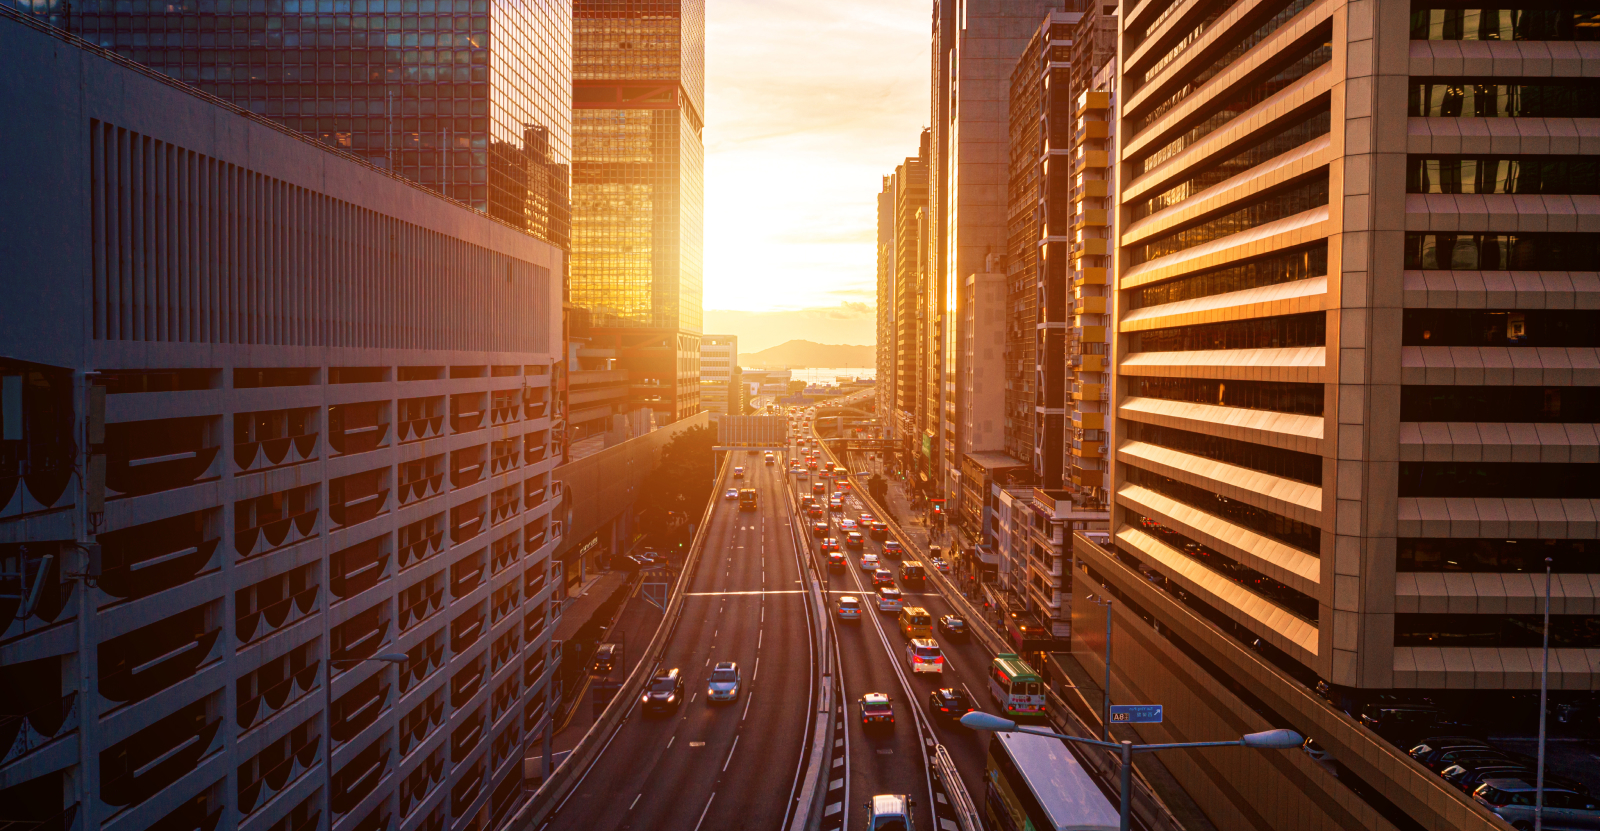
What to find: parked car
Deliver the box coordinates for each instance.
[1475,778,1600,828]
[1446,762,1589,796]
[1358,702,1442,747]
[1424,748,1531,775]
[931,557,949,572]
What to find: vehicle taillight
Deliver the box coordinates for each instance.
[935,656,944,664]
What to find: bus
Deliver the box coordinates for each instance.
[738,489,758,511]
[989,653,1046,717]
[984,730,1119,831]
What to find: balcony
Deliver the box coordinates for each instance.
[1074,89,1109,116]
[451,550,486,600]
[234,408,319,472]
[150,781,225,831]
[1071,237,1108,259]
[490,719,522,776]
[1068,353,1106,373]
[97,509,220,604]
[100,694,223,810]
[450,498,486,545]
[1072,383,1106,402]
[1073,295,1107,315]
[1071,208,1107,231]
[489,439,520,475]
[1072,118,1109,145]
[490,584,521,627]
[450,757,485,817]
[490,628,519,673]
[398,513,445,571]
[491,676,520,723]
[235,564,319,646]
[100,603,220,706]
[522,644,547,688]
[450,704,485,764]
[397,571,445,632]
[330,735,390,816]
[399,632,446,695]
[489,390,521,426]
[1071,148,1108,174]
[452,604,486,655]
[490,534,522,577]
[235,485,319,559]
[450,445,487,490]
[523,607,547,650]
[328,401,390,456]
[331,671,392,745]
[399,745,446,817]
[105,415,220,497]
[397,455,445,506]
[1073,411,1106,430]
[1073,267,1108,287]
[489,485,520,527]
[398,689,445,758]
[1,360,74,520]
[330,602,391,668]
[328,468,389,530]
[397,396,446,444]
[263,793,320,831]
[236,642,318,731]
[0,656,77,766]
[450,392,487,434]
[451,654,486,709]
[330,536,390,602]
[238,716,319,817]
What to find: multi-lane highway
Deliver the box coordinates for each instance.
[545,456,815,830]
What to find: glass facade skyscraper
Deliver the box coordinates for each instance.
[570,0,704,421]
[11,0,573,246]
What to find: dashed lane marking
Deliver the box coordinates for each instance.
[824,803,842,817]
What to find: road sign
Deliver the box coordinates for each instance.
[1109,704,1163,724]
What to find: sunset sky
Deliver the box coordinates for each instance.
[701,0,927,354]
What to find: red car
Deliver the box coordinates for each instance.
[859,693,894,730]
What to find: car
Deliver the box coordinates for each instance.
[1410,738,1495,771]
[799,495,816,509]
[907,638,943,673]
[724,488,739,500]
[812,482,827,496]
[808,505,826,519]
[927,688,972,721]
[859,693,894,730]
[846,531,865,548]
[865,795,914,831]
[937,614,967,639]
[821,537,841,553]
[931,557,949,573]
[828,551,847,569]
[807,459,818,470]
[829,498,844,511]
[1447,763,1588,796]
[592,643,619,674]
[869,521,889,540]
[1475,778,1600,828]
[641,668,684,715]
[733,467,745,479]
[837,595,862,620]
[707,662,741,702]
[839,518,858,532]
[882,539,903,558]
[812,520,830,537]
[876,586,903,612]
[1426,749,1532,775]
[859,513,874,525]
[860,552,879,571]
[764,452,775,465]
[872,567,895,586]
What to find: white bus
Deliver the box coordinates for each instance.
[985,730,1119,831]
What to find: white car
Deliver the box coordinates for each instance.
[876,586,903,613]
[707,662,741,702]
[860,552,879,571]
[907,638,943,673]
[839,519,858,532]
[724,488,739,500]
[837,595,862,621]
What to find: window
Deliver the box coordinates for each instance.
[1126,244,1326,309]
[1398,537,1597,573]
[1126,420,1323,484]
[1126,311,1325,353]
[1410,7,1600,41]
[1407,155,1600,194]
[1409,78,1600,117]
[1402,309,1600,347]
[1403,232,1600,270]
[1131,175,1329,265]
[1400,385,1600,423]
[1395,613,1600,647]
[1126,509,1318,621]
[1134,109,1331,220]
[1129,376,1324,416]
[1123,464,1322,554]
[1399,461,1600,498]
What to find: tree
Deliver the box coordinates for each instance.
[635,425,716,553]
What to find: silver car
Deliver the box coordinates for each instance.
[707,661,741,702]
[1475,778,1600,829]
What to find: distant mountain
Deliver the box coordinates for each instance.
[742,340,874,369]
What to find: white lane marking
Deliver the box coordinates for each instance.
[751,657,759,681]
[630,794,642,810]
[758,630,763,649]
[824,803,842,817]
[691,793,716,831]
[667,736,675,749]
[691,693,697,703]
[722,735,740,772]
[742,692,754,721]
[685,590,806,596]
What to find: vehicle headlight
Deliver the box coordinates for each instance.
[642,694,651,703]
[667,694,676,702]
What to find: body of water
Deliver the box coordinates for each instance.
[785,366,876,386]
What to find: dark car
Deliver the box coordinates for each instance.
[808,505,826,519]
[828,551,847,570]
[1425,748,1532,775]
[1409,737,1494,770]
[799,495,816,510]
[812,520,830,537]
[869,521,889,540]
[882,540,903,558]
[1358,703,1442,747]
[592,643,619,674]
[1445,762,1589,796]
[937,614,967,639]
[927,688,974,722]
[641,668,684,716]
[859,693,894,731]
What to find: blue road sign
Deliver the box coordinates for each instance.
[1109,704,1163,724]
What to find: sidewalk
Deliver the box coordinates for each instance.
[546,571,664,755]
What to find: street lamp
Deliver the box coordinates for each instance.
[1084,594,1113,741]
[324,653,408,817]
[960,711,1301,831]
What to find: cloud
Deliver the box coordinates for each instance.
[705,303,879,353]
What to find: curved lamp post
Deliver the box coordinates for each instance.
[960,711,1302,831]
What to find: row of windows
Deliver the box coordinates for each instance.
[1399,461,1600,498]
[1410,7,1600,41]
[1133,107,1330,221]
[1128,375,1325,417]
[1130,174,1328,265]
[1407,155,1600,195]
[1125,243,1326,310]
[1130,0,1320,135]
[74,12,489,31]
[1398,537,1599,573]
[1125,419,1324,485]
[1127,509,1319,621]
[1403,309,1600,347]
[1135,39,1331,175]
[1410,78,1600,118]
[1394,613,1600,648]
[1122,463,1323,554]
[68,0,487,13]
[1403,232,1600,270]
[1131,0,1241,94]
[1400,385,1600,423]
[1126,311,1326,354]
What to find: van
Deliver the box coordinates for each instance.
[898,606,933,639]
[898,561,926,588]
[865,794,915,831]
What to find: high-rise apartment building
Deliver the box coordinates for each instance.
[569,0,705,425]
[9,0,574,248]
[1066,65,1115,510]
[1069,0,1600,828]
[877,180,896,432]
[931,0,1060,511]
[698,335,737,414]
[1,16,565,831]
[875,135,933,486]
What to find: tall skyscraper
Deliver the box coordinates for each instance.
[569,0,705,424]
[1070,0,1600,827]
[875,134,931,486]
[10,0,574,247]
[1,15,566,831]
[698,335,737,414]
